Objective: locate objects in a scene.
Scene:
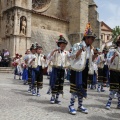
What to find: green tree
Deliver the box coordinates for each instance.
[112,26,120,43]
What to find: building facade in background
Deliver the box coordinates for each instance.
[0,0,101,57]
[101,21,113,49]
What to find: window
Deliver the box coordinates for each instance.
[107,35,109,40]
[32,0,51,10]
[101,35,103,39]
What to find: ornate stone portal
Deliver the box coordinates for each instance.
[5,10,14,35]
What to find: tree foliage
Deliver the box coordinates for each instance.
[112,26,120,43]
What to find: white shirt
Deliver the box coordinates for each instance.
[38,54,41,66]
[118,47,120,52]
[82,41,90,59]
[86,46,90,59]
[0,56,2,62]
[60,51,65,66]
[27,53,36,66]
[49,50,67,67]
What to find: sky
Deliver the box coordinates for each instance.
[94,0,120,29]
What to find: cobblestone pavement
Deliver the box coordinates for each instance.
[0,73,119,120]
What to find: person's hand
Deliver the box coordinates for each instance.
[76,49,82,58]
[54,48,60,52]
[82,47,85,51]
[114,52,118,57]
[43,55,46,59]
[32,58,35,61]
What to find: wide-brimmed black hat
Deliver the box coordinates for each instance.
[83,23,97,40]
[36,45,43,49]
[57,35,68,46]
[103,46,109,52]
[30,43,36,51]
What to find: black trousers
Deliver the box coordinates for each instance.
[110,70,120,92]
[51,68,65,94]
[98,68,107,84]
[32,66,43,89]
[28,67,32,86]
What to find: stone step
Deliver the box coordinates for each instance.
[0,67,13,69]
[0,69,13,70]
[0,70,13,72]
[0,67,14,73]
[0,71,13,73]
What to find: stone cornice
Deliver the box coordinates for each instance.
[101,29,112,32]
[32,10,69,23]
[2,6,31,13]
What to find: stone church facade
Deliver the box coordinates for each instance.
[0,0,101,57]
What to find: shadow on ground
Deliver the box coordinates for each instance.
[88,116,116,120]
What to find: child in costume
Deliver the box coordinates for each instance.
[27,44,36,93]
[22,49,31,85]
[97,47,109,92]
[12,54,19,79]
[48,35,69,104]
[68,23,96,115]
[106,37,120,109]
[31,44,46,96]
[88,48,99,90]
[12,54,22,80]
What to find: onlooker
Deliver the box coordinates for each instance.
[1,49,4,67]
[0,54,2,67]
[3,49,10,67]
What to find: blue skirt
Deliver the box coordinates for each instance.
[22,68,28,81]
[50,67,58,88]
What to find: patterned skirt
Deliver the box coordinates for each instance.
[50,67,65,94]
[22,68,28,81]
[88,71,97,85]
[98,67,107,84]
[110,70,120,92]
[32,66,43,89]
[70,63,89,98]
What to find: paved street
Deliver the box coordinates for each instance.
[0,73,119,120]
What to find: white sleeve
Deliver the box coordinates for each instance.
[107,58,112,65]
[47,51,55,61]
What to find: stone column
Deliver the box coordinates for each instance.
[68,0,89,45]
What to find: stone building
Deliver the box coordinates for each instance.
[0,0,101,57]
[101,21,113,49]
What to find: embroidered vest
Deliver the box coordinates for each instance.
[51,51,70,68]
[110,48,120,71]
[32,54,46,69]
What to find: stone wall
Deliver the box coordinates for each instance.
[68,0,89,45]
[88,1,101,49]
[0,0,101,57]
[31,28,71,54]
[31,13,69,33]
